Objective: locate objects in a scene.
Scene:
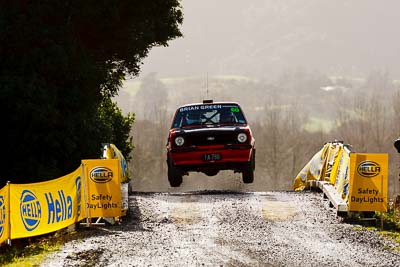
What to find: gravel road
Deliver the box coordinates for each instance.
[42,191,400,267]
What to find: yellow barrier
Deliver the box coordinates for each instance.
[0,158,124,245]
[0,184,10,245]
[102,144,130,217]
[102,144,130,183]
[293,143,346,191]
[82,159,121,218]
[333,150,350,202]
[294,142,388,212]
[348,154,388,212]
[10,168,82,239]
[293,143,330,191]
[322,143,343,183]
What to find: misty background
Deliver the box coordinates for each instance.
[114,0,400,195]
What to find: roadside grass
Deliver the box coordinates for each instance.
[376,204,400,248]
[1,240,61,267]
[0,236,62,266]
[380,231,400,244]
[351,202,400,249]
[378,205,400,230]
[0,227,94,267]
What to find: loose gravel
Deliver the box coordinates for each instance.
[42,191,400,267]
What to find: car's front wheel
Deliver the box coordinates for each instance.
[167,157,183,187]
[242,150,255,184]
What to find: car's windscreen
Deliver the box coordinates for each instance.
[172,104,247,128]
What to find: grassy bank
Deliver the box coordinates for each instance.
[0,226,95,267]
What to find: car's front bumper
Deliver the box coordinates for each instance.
[169,144,253,170]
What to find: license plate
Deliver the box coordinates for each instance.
[203,153,222,161]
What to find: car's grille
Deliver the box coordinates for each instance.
[183,131,241,146]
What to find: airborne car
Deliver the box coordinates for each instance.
[166,100,255,187]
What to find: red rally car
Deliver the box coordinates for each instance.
[166,100,255,187]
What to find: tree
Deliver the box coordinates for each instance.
[0,1,183,185]
[96,98,135,160]
[133,73,168,121]
[130,74,170,188]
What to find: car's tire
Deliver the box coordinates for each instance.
[242,150,255,184]
[204,170,219,176]
[167,158,183,187]
[242,167,254,184]
[252,148,256,171]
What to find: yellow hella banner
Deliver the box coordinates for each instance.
[103,144,130,183]
[0,184,10,245]
[321,143,342,183]
[9,168,82,239]
[82,159,121,218]
[293,144,330,191]
[348,153,388,212]
[334,151,350,202]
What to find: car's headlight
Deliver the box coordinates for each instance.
[175,136,185,146]
[237,133,247,143]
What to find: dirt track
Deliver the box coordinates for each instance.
[42,191,400,267]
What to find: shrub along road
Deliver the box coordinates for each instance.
[42,191,400,266]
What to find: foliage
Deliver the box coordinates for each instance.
[0,1,182,185]
[0,227,101,266]
[0,235,61,266]
[96,98,135,161]
[376,201,400,231]
[380,231,400,248]
[352,204,400,248]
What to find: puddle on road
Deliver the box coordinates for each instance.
[169,204,203,225]
[156,192,298,224]
[162,194,202,203]
[262,201,297,221]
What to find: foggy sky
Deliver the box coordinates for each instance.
[138,0,400,79]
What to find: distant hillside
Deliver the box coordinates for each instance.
[140,0,400,79]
